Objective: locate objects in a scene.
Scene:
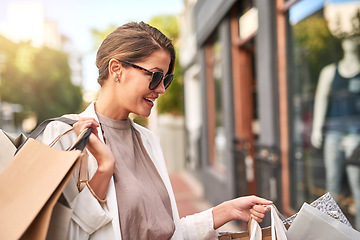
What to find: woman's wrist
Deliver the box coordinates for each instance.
[88,160,114,201]
[212,200,233,230]
[95,154,115,175]
[97,159,115,175]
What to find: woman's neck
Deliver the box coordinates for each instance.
[95,90,129,120]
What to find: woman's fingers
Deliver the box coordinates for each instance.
[250,213,264,223]
[248,195,273,206]
[250,204,271,223]
[73,118,100,136]
[253,204,271,213]
[73,118,102,154]
[77,117,99,128]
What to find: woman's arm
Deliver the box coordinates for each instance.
[73,118,115,202]
[180,196,272,240]
[212,195,272,229]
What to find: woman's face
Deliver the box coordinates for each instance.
[116,49,171,118]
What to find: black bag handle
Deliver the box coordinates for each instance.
[68,128,92,151]
[15,117,89,154]
[28,117,77,140]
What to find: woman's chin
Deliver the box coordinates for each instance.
[133,111,151,118]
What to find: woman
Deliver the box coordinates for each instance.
[42,21,272,240]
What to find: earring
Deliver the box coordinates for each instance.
[115,78,119,82]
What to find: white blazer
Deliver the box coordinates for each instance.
[42,102,218,240]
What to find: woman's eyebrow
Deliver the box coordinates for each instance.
[150,67,164,73]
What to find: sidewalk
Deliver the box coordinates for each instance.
[169,171,242,233]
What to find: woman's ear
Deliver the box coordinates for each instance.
[108,58,122,81]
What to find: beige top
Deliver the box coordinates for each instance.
[96,113,175,240]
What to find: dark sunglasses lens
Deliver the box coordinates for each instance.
[149,72,164,90]
[164,75,174,89]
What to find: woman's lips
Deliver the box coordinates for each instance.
[144,97,155,107]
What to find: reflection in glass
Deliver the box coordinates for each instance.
[289,0,360,230]
[212,34,226,169]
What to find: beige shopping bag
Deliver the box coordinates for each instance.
[0,125,91,240]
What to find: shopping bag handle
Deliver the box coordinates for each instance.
[44,123,91,192]
[248,204,288,240]
[15,117,82,154]
[248,204,278,234]
[47,127,91,152]
[68,127,92,151]
[29,117,77,139]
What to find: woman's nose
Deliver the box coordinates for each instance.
[154,79,166,94]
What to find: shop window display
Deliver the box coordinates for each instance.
[289,0,360,230]
[205,29,226,171]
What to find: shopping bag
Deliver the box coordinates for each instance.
[286,203,360,240]
[0,130,26,172]
[219,205,288,240]
[283,192,352,227]
[0,122,91,240]
[1,117,79,173]
[2,117,89,194]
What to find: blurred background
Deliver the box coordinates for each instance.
[1,0,360,232]
[0,0,183,131]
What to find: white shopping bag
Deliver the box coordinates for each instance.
[250,205,288,240]
[286,203,360,240]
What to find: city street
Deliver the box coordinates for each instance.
[169,171,242,233]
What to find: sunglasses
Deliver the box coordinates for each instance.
[118,60,174,90]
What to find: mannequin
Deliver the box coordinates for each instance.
[311,37,360,230]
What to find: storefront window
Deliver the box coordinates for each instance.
[213,38,226,169]
[206,29,226,171]
[289,0,360,229]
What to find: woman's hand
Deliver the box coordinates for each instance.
[212,195,272,229]
[73,117,115,201]
[73,117,115,173]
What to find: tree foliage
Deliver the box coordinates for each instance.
[149,15,184,116]
[0,35,83,129]
[91,25,117,51]
[292,14,342,92]
[148,15,179,42]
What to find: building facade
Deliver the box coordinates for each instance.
[180,0,360,229]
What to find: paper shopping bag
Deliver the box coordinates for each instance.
[1,117,79,174]
[283,192,352,227]
[0,125,91,240]
[286,203,360,240]
[0,130,26,172]
[219,205,289,240]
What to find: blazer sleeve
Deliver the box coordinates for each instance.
[41,121,113,238]
[180,208,218,240]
